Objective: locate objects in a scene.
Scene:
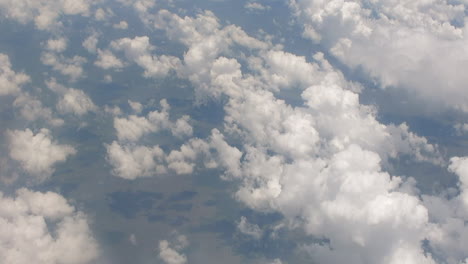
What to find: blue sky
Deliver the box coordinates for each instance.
[1,1,468,264]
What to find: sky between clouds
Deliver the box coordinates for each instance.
[1,0,468,263]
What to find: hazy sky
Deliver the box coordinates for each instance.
[1,0,468,264]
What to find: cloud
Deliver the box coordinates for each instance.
[0,188,99,264]
[113,20,128,29]
[152,9,269,101]
[0,0,93,30]
[41,52,87,81]
[94,49,125,70]
[152,10,449,263]
[7,128,76,180]
[45,37,67,52]
[237,216,263,239]
[82,32,99,53]
[244,2,271,12]
[111,36,181,77]
[114,99,192,141]
[455,123,468,136]
[106,141,166,180]
[0,53,30,96]
[291,0,468,112]
[46,79,97,116]
[158,235,189,264]
[13,92,64,126]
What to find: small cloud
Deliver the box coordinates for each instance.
[113,20,129,30]
[244,2,271,12]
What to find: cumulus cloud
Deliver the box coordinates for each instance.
[152,10,450,263]
[111,36,181,77]
[152,9,269,101]
[244,2,271,12]
[0,0,93,30]
[455,123,468,136]
[41,52,87,81]
[82,32,99,53]
[7,128,76,180]
[113,20,128,29]
[114,99,192,141]
[94,49,125,70]
[0,53,30,96]
[107,99,197,179]
[106,141,166,179]
[46,79,97,116]
[158,235,189,264]
[0,188,99,264]
[290,0,468,111]
[237,216,263,239]
[45,37,67,52]
[13,92,64,126]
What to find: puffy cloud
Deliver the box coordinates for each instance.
[158,234,189,264]
[94,49,124,70]
[153,9,270,101]
[153,10,447,263]
[7,128,76,180]
[41,52,87,81]
[0,188,99,264]
[111,36,181,77]
[0,53,30,96]
[244,2,271,12]
[106,141,166,180]
[113,20,128,29]
[0,0,93,30]
[455,123,468,136]
[45,37,67,52]
[114,99,192,141]
[46,79,97,116]
[237,216,263,239]
[82,32,99,53]
[290,0,468,111]
[13,92,64,126]
[128,100,143,114]
[94,7,113,22]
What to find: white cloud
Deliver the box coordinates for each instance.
[0,53,30,96]
[129,234,137,246]
[94,7,113,22]
[0,0,93,30]
[128,100,143,114]
[94,49,125,70]
[237,216,263,239]
[455,123,468,136]
[7,128,76,180]
[46,79,97,116]
[111,36,181,77]
[153,9,270,101]
[291,0,468,112]
[113,20,128,29]
[106,141,166,179]
[158,236,188,264]
[114,99,192,141]
[13,92,64,126]
[41,52,87,81]
[82,32,99,53]
[244,2,271,12]
[0,188,99,264]
[153,10,448,263]
[45,37,67,52]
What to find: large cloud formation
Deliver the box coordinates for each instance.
[145,9,466,263]
[0,188,99,264]
[290,0,468,112]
